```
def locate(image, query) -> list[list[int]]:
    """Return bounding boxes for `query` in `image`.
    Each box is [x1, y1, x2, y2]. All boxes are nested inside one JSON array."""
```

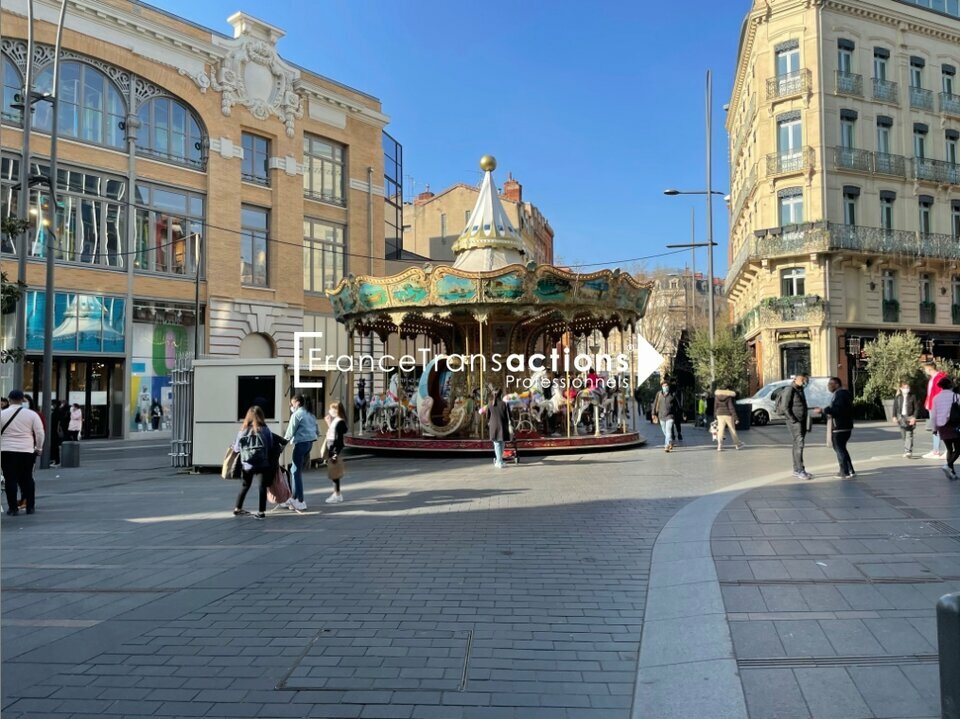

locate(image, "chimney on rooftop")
[[502, 173, 522, 203]]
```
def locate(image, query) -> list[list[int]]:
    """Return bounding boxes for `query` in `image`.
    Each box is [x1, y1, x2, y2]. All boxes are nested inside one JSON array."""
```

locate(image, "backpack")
[[775, 387, 790, 417], [238, 428, 269, 468], [949, 393, 960, 430]]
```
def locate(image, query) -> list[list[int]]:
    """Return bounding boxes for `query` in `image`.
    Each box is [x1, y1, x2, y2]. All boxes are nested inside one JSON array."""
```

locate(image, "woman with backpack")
[[323, 401, 347, 503], [233, 405, 275, 519], [932, 376, 960, 481]]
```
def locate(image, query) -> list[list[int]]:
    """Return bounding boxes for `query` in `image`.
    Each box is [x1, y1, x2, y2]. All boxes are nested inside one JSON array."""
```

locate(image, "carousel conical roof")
[[451, 155, 526, 272]]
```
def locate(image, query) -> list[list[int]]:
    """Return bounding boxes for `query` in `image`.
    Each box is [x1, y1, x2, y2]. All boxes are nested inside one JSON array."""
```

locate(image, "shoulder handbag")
[[1, 406, 24, 435], [327, 456, 345, 481], [267, 465, 292, 504], [221, 446, 241, 480]]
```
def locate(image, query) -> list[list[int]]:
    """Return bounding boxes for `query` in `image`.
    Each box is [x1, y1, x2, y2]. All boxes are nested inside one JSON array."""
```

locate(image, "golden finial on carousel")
[[479, 155, 497, 172]]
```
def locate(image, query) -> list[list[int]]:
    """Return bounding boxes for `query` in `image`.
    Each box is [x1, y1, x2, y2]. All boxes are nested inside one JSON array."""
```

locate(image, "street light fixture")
[[664, 69, 722, 386]]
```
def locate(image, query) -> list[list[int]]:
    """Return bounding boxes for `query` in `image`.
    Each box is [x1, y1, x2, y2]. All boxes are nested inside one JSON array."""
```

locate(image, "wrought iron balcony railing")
[[727, 222, 960, 288], [873, 77, 898, 103], [735, 296, 825, 335], [920, 302, 936, 324], [766, 147, 814, 176], [731, 168, 757, 224], [941, 92, 960, 116], [731, 95, 758, 161], [913, 157, 960, 185], [834, 147, 908, 177], [766, 69, 811, 101], [883, 299, 900, 323], [835, 71, 863, 97], [910, 86, 934, 111]]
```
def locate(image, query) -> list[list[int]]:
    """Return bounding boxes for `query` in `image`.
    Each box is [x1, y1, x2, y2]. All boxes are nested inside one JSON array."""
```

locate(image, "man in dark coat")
[[652, 380, 680, 452], [823, 377, 855, 479], [487, 389, 512, 469], [781, 373, 811, 479]]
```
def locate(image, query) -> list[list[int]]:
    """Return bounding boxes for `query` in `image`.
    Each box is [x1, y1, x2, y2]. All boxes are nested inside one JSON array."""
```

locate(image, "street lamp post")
[[663, 69, 725, 386]]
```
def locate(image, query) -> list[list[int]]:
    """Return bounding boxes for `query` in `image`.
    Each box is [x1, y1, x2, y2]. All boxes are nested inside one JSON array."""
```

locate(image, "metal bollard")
[[938, 592, 960, 718]]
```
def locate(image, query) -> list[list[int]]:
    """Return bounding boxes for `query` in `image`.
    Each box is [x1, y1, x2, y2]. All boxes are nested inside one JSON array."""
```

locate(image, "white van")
[[737, 377, 832, 425]]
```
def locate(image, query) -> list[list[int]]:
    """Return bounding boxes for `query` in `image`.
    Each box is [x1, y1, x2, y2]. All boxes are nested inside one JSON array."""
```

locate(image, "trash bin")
[[61, 441, 80, 468], [735, 403, 752, 432]]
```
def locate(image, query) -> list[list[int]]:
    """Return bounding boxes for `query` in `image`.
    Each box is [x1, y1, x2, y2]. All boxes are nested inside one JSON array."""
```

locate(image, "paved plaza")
[[1, 422, 957, 718]]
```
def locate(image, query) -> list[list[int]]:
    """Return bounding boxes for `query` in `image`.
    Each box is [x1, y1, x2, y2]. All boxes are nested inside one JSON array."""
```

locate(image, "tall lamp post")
[[663, 69, 726, 385]]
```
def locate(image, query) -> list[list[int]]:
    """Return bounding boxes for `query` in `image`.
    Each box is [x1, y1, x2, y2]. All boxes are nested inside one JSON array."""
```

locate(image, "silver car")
[[737, 377, 831, 426]]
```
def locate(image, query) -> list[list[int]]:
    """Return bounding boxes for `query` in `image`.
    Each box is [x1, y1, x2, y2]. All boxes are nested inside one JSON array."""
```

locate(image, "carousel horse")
[[574, 384, 607, 432], [416, 357, 474, 437]]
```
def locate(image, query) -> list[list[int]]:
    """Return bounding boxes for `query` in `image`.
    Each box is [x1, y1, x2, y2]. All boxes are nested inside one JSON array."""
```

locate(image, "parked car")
[[737, 377, 832, 425]]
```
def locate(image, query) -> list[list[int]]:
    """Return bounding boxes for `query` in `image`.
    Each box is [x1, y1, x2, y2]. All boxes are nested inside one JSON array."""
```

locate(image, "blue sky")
[[154, 0, 749, 274]]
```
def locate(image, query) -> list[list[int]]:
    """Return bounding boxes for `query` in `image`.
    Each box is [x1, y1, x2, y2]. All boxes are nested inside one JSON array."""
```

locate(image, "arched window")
[[2, 54, 21, 123], [136, 96, 205, 168], [33, 61, 125, 148]]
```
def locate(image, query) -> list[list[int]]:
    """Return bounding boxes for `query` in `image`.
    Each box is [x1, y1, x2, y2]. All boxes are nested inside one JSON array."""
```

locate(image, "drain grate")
[[276, 628, 474, 692], [738, 654, 938, 669]]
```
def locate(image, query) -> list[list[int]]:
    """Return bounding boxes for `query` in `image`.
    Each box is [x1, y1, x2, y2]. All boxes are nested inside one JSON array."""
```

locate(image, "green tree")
[[686, 325, 750, 395], [860, 331, 924, 403], [0, 217, 28, 364]]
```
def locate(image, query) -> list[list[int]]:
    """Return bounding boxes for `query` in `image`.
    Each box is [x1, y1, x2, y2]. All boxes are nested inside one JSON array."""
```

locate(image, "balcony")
[[727, 222, 960, 289], [941, 92, 960, 116], [912, 157, 960, 185], [920, 302, 937, 324], [835, 71, 863, 97], [873, 77, 899, 103], [883, 300, 900, 323], [732, 168, 757, 223], [731, 95, 758, 160], [766, 69, 811, 101], [910, 86, 934, 111], [834, 147, 873, 173], [875, 151, 907, 177], [766, 147, 814, 176], [762, 295, 825, 322]]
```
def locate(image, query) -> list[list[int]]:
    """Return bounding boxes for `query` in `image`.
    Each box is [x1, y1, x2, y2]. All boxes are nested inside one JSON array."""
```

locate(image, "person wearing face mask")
[[823, 377, 855, 479], [651, 380, 679, 452], [782, 373, 812, 479], [322, 401, 348, 503], [893, 380, 918, 458], [283, 395, 318, 512]]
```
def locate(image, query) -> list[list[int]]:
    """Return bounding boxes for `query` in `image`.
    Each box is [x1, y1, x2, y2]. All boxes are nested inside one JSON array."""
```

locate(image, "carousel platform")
[[345, 431, 645, 454]]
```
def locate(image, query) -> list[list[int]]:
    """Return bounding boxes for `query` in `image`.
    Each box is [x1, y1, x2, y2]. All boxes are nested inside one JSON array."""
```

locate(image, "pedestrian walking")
[[931, 376, 960, 481], [323, 401, 347, 503], [923, 361, 947, 459], [283, 395, 318, 512], [487, 388, 512, 469], [1, 390, 44, 516], [893, 381, 918, 458], [671, 383, 684, 443], [782, 373, 812, 479], [652, 380, 680, 452], [232, 405, 275, 519], [823, 377, 855, 479], [714, 388, 743, 451], [696, 393, 708, 428], [67, 403, 83, 441]]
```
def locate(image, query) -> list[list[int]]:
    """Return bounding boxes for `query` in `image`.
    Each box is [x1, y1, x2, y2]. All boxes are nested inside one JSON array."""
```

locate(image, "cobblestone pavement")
[[717, 457, 960, 719], [1, 422, 942, 718]]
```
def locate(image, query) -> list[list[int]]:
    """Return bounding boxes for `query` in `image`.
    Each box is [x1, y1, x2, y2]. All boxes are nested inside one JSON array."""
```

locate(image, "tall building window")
[[1, 156, 127, 267], [778, 188, 803, 225], [874, 49, 888, 81], [947, 131, 959, 165], [843, 186, 859, 226], [920, 273, 933, 303], [241, 133, 270, 186], [877, 117, 892, 154], [303, 134, 345, 206], [136, 97, 205, 169], [919, 196, 934, 235], [781, 267, 806, 296], [440, 212, 447, 239], [241, 205, 269, 287], [776, 44, 800, 77], [2, 54, 20, 123], [914, 127, 928, 159], [881, 192, 896, 231], [777, 115, 802, 164], [952, 200, 960, 238], [953, 274, 960, 308], [945, 64, 956, 95], [383, 130, 402, 259], [134, 183, 204, 276], [303, 218, 345, 293], [911, 57, 925, 89], [837, 42, 853, 74], [33, 61, 126, 149], [882, 269, 897, 301], [840, 112, 856, 149]]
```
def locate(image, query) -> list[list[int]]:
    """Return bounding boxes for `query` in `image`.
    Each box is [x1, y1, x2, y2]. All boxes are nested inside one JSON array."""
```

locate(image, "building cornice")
[[823, 0, 960, 44]]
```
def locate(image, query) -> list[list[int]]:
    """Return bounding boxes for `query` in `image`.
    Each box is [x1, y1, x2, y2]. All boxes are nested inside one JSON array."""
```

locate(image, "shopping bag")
[[267, 465, 292, 504], [221, 446, 241, 480]]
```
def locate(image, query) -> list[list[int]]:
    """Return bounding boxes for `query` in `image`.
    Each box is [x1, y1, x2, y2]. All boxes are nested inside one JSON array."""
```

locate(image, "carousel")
[[327, 155, 653, 452]]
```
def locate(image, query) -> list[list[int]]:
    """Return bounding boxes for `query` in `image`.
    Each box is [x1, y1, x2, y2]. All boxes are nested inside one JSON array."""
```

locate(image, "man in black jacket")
[[782, 373, 812, 479], [823, 377, 855, 479], [892, 380, 918, 458], [652, 380, 680, 452]]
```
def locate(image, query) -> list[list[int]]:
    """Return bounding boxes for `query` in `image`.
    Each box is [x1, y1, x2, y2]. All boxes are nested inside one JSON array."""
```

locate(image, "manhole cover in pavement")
[[277, 628, 473, 692]]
